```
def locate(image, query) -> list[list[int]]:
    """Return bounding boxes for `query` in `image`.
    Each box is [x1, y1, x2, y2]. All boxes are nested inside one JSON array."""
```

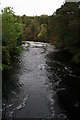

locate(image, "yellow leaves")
[[37, 32, 42, 39]]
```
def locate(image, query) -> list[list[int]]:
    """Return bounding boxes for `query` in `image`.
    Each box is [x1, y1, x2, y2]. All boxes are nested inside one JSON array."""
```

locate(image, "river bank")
[[50, 49, 80, 120]]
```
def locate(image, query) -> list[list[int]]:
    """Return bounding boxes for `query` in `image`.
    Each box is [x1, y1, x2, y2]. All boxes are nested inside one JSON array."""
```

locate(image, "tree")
[[38, 24, 47, 42], [2, 7, 23, 70]]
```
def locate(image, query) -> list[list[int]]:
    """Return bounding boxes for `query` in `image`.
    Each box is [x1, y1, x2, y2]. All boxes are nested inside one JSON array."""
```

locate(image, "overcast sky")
[[0, 0, 66, 16]]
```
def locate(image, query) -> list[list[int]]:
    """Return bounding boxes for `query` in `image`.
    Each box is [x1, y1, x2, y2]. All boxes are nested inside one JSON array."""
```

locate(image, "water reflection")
[[46, 50, 80, 120]]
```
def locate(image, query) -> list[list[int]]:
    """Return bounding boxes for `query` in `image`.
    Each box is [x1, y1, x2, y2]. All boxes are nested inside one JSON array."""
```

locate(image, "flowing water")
[[3, 41, 80, 119]]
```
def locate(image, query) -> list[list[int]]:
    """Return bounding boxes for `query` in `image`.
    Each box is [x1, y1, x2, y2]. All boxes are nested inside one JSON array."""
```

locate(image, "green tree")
[[49, 2, 80, 63], [2, 7, 23, 70]]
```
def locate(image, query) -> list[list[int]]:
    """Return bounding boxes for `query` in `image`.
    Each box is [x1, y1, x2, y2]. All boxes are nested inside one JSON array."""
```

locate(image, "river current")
[[3, 41, 76, 119]]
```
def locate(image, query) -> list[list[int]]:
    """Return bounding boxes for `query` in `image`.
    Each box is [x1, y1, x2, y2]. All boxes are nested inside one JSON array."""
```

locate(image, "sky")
[[0, 0, 66, 16]]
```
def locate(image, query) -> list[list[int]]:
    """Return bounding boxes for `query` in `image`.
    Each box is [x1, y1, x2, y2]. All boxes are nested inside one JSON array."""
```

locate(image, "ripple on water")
[[3, 42, 70, 119], [3, 94, 29, 119]]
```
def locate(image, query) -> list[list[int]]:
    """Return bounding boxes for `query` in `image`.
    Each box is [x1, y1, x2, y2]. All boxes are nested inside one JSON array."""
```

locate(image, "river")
[[2, 41, 80, 120]]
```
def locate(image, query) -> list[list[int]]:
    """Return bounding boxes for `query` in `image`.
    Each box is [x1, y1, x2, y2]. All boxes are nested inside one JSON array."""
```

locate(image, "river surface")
[[3, 41, 75, 119]]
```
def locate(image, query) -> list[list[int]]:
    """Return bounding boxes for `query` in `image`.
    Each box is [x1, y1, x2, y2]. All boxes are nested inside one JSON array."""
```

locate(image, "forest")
[[2, 2, 80, 69]]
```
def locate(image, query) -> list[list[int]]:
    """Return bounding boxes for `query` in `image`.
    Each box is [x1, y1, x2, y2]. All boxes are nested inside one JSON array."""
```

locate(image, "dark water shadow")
[[45, 50, 80, 120]]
